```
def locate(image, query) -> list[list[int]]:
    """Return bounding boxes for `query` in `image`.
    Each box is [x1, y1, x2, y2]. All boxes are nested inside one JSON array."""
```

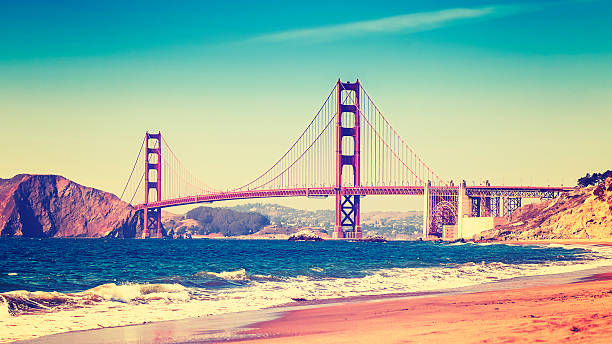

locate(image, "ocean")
[[1, 239, 611, 342]]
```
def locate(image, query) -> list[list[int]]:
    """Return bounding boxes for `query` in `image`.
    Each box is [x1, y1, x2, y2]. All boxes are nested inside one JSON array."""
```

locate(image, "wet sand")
[[231, 272, 612, 344]]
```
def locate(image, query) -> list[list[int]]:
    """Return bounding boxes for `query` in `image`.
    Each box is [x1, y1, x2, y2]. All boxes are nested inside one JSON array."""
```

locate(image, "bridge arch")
[[430, 200, 457, 237]]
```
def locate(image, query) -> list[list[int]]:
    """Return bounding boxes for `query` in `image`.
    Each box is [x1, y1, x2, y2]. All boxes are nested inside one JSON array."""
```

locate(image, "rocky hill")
[[480, 177, 612, 240], [0, 174, 138, 238]]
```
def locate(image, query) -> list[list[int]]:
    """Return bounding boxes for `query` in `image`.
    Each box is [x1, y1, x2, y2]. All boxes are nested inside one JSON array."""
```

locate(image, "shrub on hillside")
[[577, 170, 612, 187]]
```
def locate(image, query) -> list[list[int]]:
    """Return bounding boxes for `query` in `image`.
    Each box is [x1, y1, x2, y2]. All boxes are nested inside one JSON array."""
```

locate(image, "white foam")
[[0, 296, 11, 322], [84, 283, 191, 303]]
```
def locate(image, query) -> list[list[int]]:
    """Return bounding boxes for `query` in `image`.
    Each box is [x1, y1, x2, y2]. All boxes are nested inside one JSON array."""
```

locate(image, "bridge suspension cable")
[[231, 82, 341, 191], [121, 137, 160, 205], [229, 81, 446, 192], [160, 135, 221, 199], [357, 85, 446, 186], [119, 136, 145, 201], [120, 136, 148, 205], [120, 134, 222, 206], [123, 80, 447, 208]]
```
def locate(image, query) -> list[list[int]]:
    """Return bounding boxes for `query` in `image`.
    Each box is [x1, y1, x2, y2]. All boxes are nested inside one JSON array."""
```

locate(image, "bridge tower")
[[143, 131, 162, 239], [333, 80, 362, 239]]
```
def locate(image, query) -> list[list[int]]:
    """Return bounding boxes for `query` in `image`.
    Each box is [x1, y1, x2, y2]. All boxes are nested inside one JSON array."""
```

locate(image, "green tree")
[[577, 170, 612, 187]]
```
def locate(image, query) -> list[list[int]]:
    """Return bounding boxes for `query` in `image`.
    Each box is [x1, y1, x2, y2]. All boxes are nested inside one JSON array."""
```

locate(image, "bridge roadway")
[[133, 185, 573, 210]]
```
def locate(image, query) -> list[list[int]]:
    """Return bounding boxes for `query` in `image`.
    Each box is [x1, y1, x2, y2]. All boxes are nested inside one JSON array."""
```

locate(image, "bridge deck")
[[133, 185, 573, 210]]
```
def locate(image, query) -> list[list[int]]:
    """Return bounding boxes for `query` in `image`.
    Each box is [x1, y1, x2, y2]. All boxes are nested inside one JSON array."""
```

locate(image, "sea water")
[[1, 238, 611, 342]]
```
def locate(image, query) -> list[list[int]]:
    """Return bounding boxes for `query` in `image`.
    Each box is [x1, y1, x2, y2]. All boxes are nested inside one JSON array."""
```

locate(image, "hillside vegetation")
[[163, 206, 270, 237]]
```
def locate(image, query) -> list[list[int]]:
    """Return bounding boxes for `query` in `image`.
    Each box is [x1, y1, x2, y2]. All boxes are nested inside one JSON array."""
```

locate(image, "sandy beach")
[[231, 272, 612, 344]]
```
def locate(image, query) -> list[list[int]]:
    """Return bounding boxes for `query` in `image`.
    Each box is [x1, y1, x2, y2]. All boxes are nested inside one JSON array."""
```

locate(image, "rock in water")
[[348, 235, 387, 242], [359, 235, 387, 242], [288, 230, 324, 241], [0, 174, 138, 238]]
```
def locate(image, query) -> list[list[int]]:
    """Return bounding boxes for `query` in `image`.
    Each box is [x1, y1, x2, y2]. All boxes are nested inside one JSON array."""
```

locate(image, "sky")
[[1, 0, 610, 212]]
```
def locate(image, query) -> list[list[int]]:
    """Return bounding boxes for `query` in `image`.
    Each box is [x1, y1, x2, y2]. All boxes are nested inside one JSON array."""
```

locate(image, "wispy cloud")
[[250, 5, 526, 42]]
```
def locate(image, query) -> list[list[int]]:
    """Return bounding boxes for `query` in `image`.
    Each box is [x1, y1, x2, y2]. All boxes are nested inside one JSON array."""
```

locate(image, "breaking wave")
[[0, 283, 192, 317], [86, 283, 191, 303], [193, 268, 281, 282]]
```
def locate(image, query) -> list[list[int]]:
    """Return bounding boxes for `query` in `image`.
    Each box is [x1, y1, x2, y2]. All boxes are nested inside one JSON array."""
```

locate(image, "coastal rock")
[[480, 176, 612, 240], [288, 230, 324, 241], [350, 235, 388, 242], [0, 174, 138, 238]]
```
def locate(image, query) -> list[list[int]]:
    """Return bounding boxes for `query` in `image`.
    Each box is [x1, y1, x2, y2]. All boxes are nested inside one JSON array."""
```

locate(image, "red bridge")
[[121, 80, 572, 239]]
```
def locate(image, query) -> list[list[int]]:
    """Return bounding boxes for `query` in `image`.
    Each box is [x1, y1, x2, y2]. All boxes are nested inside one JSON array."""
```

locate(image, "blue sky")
[[1, 0, 610, 211]]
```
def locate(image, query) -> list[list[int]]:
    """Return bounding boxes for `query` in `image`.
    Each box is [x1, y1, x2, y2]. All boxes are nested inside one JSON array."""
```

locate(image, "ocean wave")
[[447, 241, 469, 246], [0, 290, 78, 316], [193, 268, 281, 282], [194, 268, 249, 281], [85, 283, 191, 303], [0, 282, 193, 318]]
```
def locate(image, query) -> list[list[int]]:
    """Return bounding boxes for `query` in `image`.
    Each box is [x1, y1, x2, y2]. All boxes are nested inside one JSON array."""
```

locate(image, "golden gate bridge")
[[120, 80, 571, 239]]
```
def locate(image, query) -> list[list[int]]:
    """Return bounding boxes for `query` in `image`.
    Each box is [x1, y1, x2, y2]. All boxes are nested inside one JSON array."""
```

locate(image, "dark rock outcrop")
[[288, 230, 324, 241], [0, 174, 138, 238], [350, 235, 387, 242]]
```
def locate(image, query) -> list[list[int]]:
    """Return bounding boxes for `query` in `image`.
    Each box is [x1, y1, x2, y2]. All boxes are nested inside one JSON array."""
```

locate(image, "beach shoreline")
[[19, 264, 612, 344], [8, 241, 612, 344], [229, 269, 612, 343], [19, 266, 612, 344]]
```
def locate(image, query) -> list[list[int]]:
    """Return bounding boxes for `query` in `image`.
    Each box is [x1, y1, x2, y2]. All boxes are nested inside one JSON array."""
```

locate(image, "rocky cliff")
[[480, 177, 612, 240], [0, 174, 138, 238]]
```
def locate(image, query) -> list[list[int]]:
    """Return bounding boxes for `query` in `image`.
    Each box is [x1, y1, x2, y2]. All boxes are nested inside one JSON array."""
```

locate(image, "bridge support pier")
[[456, 182, 528, 239], [456, 180, 470, 238], [422, 182, 431, 239], [334, 195, 361, 239], [143, 207, 162, 239], [507, 197, 522, 217]]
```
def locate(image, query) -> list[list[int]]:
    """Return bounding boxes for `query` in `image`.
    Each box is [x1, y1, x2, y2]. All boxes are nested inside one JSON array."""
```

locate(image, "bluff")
[[480, 176, 612, 240], [0, 174, 138, 238]]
